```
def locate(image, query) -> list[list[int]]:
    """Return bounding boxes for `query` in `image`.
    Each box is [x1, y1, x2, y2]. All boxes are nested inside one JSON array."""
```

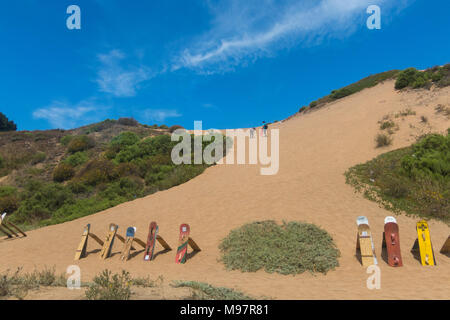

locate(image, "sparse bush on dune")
[[0, 267, 68, 299], [375, 133, 393, 148], [172, 281, 254, 300], [85, 270, 131, 300], [219, 221, 340, 275]]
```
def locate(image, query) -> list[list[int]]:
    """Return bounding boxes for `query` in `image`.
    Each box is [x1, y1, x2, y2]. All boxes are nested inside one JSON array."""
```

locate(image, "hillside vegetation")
[[346, 129, 450, 224], [299, 64, 450, 114], [0, 118, 226, 228]]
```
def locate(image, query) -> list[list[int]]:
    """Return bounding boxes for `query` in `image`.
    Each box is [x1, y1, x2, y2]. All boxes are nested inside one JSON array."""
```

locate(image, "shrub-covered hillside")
[[0, 118, 226, 228], [346, 129, 450, 224], [298, 64, 450, 114]]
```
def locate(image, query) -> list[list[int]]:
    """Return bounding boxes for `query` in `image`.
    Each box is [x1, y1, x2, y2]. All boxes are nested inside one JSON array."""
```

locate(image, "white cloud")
[[141, 109, 182, 122], [173, 0, 404, 73], [33, 100, 108, 129], [96, 49, 151, 97]]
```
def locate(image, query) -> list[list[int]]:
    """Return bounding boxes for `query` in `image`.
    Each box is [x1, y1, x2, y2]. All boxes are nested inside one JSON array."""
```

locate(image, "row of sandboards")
[[356, 216, 450, 267], [0, 213, 27, 239], [75, 222, 201, 264]]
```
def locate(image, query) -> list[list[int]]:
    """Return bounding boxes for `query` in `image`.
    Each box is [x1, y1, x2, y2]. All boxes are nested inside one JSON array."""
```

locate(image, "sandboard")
[[100, 223, 118, 260], [74, 224, 90, 260], [412, 220, 436, 266], [120, 227, 136, 261], [356, 216, 377, 266], [383, 216, 403, 267], [144, 222, 158, 261], [175, 224, 190, 264]]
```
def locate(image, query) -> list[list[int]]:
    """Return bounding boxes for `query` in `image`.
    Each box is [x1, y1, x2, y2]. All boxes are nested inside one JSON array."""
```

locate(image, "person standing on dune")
[[250, 127, 256, 138], [263, 122, 268, 137]]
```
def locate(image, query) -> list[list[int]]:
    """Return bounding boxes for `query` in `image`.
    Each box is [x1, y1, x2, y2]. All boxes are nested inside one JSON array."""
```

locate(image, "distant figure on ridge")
[[250, 127, 256, 138], [263, 122, 268, 137]]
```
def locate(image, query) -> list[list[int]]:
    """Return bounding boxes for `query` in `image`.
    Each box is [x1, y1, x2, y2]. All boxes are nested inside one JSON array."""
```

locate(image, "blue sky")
[[1, 0, 449, 131]]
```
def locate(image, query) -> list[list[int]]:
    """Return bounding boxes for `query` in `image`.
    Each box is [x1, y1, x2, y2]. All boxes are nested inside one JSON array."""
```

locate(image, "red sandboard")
[[384, 217, 403, 267], [175, 224, 190, 264], [144, 222, 158, 261]]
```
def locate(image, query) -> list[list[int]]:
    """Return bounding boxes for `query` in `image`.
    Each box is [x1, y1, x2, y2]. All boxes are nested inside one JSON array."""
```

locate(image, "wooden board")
[[120, 227, 135, 261], [188, 237, 201, 252], [100, 223, 118, 260], [157, 235, 172, 250], [0, 226, 13, 238], [356, 216, 377, 266], [144, 222, 158, 261], [383, 217, 402, 267], [74, 224, 90, 261], [175, 224, 190, 264], [5, 221, 27, 237], [440, 236, 450, 255], [89, 233, 104, 246], [415, 220, 435, 266]]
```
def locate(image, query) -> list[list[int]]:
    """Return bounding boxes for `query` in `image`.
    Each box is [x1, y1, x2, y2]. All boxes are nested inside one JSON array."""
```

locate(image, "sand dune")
[[1, 80, 449, 299]]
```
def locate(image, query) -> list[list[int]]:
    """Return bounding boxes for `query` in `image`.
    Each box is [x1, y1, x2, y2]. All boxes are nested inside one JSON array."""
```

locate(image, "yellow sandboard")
[[415, 220, 436, 266]]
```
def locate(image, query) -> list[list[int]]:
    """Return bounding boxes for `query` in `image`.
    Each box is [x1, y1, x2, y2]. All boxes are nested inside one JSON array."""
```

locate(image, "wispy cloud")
[[96, 49, 151, 97], [141, 109, 182, 123], [33, 99, 108, 129], [173, 0, 403, 73]]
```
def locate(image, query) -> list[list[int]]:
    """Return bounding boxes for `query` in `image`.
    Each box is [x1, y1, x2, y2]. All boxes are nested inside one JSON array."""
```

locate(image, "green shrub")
[[30, 152, 46, 165], [0, 194, 19, 214], [0, 112, 17, 132], [67, 135, 95, 153], [159, 124, 168, 129], [219, 221, 340, 275], [380, 120, 396, 130], [172, 281, 253, 300], [345, 130, 450, 223], [375, 133, 392, 148], [77, 159, 115, 186], [53, 163, 75, 182], [60, 135, 73, 146], [395, 68, 421, 89], [85, 270, 131, 300], [118, 117, 139, 126], [63, 152, 88, 167]]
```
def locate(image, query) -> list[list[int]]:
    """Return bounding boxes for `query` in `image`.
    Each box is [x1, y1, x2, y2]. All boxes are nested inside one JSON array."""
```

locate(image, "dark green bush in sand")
[[219, 221, 340, 275]]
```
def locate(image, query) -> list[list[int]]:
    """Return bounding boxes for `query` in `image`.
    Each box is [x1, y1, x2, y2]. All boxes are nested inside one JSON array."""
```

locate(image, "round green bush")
[[67, 135, 94, 153], [53, 163, 75, 182], [219, 221, 340, 275]]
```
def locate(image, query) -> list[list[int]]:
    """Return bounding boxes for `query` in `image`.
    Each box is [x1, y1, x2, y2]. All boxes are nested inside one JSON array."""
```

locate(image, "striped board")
[[175, 224, 190, 264], [144, 222, 158, 261]]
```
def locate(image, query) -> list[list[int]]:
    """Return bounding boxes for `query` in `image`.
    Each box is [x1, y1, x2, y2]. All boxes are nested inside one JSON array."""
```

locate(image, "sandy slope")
[[1, 80, 449, 299]]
